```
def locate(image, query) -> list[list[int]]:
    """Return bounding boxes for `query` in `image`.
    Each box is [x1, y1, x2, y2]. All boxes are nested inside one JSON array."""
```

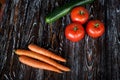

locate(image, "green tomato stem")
[[73, 26, 78, 31], [79, 11, 84, 15], [95, 23, 99, 28]]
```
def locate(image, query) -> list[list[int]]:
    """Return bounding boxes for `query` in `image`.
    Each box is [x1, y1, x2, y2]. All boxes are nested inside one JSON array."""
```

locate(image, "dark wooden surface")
[[0, 0, 120, 80]]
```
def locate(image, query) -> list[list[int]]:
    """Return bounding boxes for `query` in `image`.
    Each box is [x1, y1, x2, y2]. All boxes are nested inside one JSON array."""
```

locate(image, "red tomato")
[[86, 20, 105, 38], [70, 6, 89, 24], [65, 22, 85, 42]]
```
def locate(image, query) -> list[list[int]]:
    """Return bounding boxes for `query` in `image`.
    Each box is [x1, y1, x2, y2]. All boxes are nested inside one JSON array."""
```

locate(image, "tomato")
[[65, 22, 85, 42], [70, 6, 89, 24], [86, 20, 105, 38]]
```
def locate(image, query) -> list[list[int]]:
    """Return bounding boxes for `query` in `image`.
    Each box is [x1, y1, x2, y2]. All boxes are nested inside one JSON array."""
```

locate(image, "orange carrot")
[[15, 49, 70, 72], [19, 56, 62, 73], [28, 44, 66, 62]]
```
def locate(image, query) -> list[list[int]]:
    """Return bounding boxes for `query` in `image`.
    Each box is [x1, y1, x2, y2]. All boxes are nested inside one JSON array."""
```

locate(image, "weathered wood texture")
[[0, 0, 120, 80]]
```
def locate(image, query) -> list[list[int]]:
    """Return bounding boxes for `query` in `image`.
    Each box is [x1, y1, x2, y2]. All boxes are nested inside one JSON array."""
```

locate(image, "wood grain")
[[0, 0, 120, 80]]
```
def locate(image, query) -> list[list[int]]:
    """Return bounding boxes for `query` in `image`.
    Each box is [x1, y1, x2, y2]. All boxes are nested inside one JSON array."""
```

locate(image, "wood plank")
[[0, 0, 119, 80]]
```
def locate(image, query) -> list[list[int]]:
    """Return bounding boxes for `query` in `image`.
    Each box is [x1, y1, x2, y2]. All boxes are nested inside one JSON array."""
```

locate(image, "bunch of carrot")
[[15, 44, 70, 73]]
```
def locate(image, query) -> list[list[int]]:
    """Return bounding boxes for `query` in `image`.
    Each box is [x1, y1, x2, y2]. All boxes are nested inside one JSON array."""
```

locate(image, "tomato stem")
[[95, 23, 99, 28], [79, 11, 84, 15], [73, 26, 78, 31]]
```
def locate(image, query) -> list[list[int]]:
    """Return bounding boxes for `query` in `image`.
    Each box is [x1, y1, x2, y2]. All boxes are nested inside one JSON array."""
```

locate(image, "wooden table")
[[0, 0, 120, 80]]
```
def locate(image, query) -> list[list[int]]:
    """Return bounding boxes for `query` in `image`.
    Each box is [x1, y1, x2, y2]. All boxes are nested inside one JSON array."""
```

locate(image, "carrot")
[[19, 56, 62, 73], [28, 44, 66, 62], [15, 49, 70, 72]]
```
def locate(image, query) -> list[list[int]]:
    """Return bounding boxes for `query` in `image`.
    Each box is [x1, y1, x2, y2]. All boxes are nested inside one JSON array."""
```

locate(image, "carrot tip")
[[63, 59, 67, 62], [57, 71, 63, 73], [57, 70, 63, 73], [67, 68, 71, 71]]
